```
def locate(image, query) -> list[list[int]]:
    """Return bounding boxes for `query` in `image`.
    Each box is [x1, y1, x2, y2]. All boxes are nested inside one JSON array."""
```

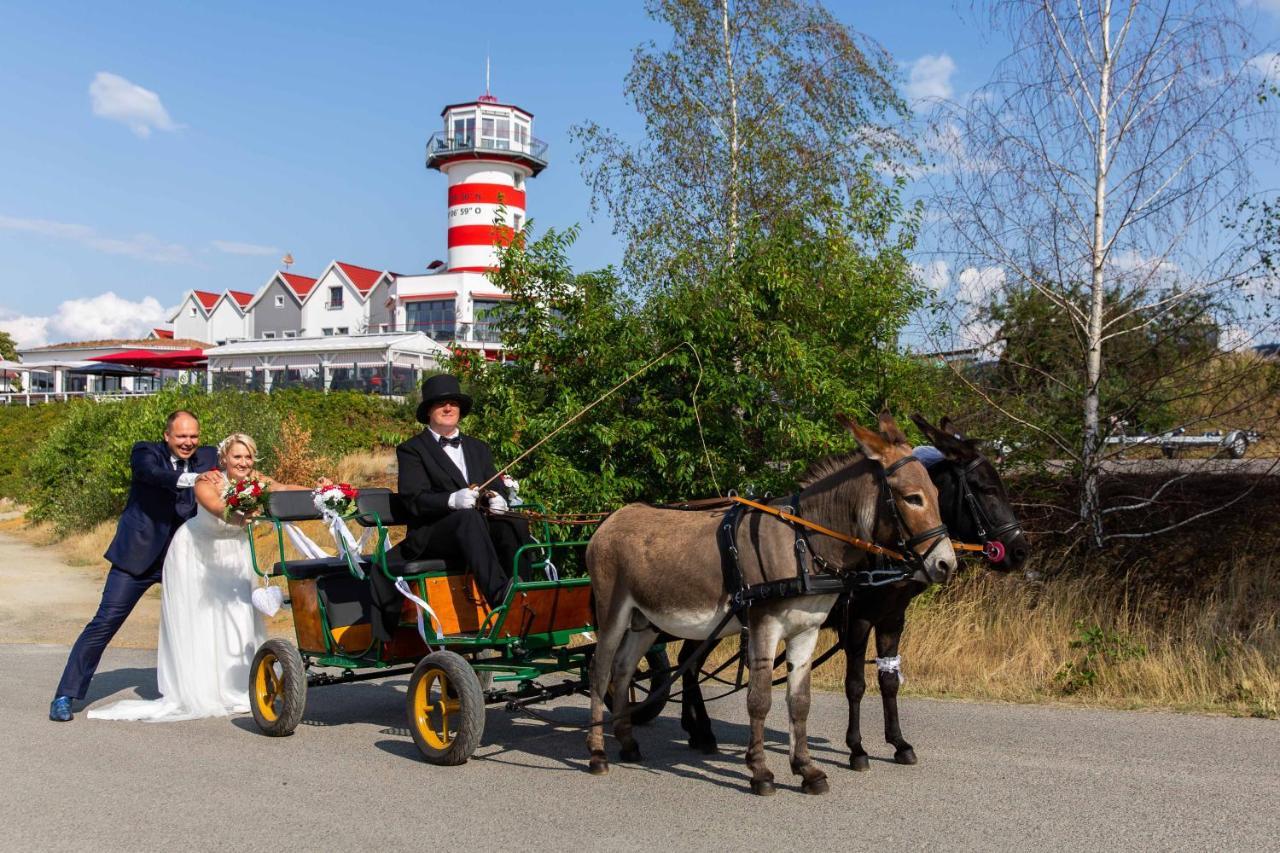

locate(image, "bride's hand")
[[197, 470, 222, 486]]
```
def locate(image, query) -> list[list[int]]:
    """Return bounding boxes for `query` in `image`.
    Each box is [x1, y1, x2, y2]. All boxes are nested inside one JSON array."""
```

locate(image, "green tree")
[[0, 330, 17, 362], [572, 0, 915, 291]]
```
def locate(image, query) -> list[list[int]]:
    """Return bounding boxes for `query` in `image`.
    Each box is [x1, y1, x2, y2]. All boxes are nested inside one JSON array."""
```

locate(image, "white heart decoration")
[[251, 585, 284, 617]]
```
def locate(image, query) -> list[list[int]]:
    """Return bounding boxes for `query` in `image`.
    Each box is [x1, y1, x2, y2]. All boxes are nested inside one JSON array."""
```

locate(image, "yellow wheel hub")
[[254, 653, 281, 722], [412, 667, 461, 750]]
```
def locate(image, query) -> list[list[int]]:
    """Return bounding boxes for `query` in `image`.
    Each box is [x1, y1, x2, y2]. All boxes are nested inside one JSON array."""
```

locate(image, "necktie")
[[439, 435, 462, 448]]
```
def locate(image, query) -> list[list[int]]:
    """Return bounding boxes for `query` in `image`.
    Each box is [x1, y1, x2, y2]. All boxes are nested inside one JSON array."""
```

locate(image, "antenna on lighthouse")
[[485, 51, 491, 97]]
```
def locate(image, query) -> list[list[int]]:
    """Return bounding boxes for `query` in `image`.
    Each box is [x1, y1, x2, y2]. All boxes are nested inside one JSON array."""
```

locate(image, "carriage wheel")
[[250, 639, 306, 736], [607, 648, 672, 726], [407, 650, 485, 765]]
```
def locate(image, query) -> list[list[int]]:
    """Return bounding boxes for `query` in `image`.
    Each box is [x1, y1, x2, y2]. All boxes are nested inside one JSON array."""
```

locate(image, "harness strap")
[[728, 495, 907, 561]]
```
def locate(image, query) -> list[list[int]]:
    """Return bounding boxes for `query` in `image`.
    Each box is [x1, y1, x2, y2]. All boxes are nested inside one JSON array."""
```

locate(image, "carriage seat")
[[265, 488, 462, 580]]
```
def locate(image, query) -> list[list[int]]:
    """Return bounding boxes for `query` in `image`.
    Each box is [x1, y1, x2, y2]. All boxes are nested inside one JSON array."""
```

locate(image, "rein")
[[727, 495, 908, 562]]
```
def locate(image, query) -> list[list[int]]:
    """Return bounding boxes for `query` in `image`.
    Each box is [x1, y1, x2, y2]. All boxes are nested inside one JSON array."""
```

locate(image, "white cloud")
[[0, 293, 170, 349], [89, 72, 180, 138], [1246, 51, 1280, 82], [0, 214, 192, 263], [956, 265, 1006, 305], [913, 259, 951, 292], [211, 240, 281, 257], [1240, 1, 1280, 17], [906, 53, 956, 102]]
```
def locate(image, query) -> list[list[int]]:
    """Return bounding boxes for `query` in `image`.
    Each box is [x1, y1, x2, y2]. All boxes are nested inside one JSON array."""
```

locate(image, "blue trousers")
[[55, 559, 164, 700]]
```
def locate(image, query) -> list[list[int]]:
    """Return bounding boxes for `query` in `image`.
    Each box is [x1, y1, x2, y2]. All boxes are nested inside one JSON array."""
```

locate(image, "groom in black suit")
[[49, 410, 218, 721], [370, 374, 527, 641]]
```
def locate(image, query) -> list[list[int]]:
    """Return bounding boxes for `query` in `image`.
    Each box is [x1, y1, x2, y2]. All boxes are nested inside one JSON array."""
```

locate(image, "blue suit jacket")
[[103, 441, 219, 576]]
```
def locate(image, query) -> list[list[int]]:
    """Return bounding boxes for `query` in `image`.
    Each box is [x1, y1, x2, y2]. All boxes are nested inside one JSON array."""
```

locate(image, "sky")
[[1, 1, 1277, 348]]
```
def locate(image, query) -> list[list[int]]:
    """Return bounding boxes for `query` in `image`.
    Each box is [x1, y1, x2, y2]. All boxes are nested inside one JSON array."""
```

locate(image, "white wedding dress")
[[89, 478, 265, 722]]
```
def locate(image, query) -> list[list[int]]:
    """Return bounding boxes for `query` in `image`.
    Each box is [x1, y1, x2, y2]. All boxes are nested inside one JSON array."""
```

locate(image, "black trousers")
[[56, 558, 165, 700], [370, 509, 531, 642]]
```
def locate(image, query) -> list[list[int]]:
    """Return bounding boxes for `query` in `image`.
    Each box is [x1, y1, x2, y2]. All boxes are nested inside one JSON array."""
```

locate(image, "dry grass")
[[332, 449, 397, 489]]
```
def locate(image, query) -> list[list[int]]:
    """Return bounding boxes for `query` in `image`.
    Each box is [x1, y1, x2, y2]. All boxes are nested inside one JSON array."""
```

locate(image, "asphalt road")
[[3, 644, 1277, 852]]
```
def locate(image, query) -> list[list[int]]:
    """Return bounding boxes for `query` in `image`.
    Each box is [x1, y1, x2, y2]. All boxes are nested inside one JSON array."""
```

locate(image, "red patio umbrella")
[[89, 349, 207, 370]]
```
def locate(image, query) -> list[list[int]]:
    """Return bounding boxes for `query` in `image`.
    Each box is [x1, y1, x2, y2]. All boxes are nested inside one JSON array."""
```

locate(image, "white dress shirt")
[[427, 428, 468, 482], [170, 454, 199, 488]]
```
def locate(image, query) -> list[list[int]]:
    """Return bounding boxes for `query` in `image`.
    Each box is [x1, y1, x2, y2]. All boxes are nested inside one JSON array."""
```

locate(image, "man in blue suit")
[[49, 410, 218, 721]]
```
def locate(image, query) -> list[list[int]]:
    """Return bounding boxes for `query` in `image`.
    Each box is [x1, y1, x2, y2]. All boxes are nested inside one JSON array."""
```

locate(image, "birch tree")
[[928, 1, 1277, 546]]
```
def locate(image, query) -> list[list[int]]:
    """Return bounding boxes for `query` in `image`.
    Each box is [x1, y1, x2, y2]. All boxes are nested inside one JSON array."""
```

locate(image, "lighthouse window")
[[452, 115, 475, 147], [514, 121, 529, 151], [481, 114, 511, 150], [406, 299, 456, 341], [473, 299, 507, 344]]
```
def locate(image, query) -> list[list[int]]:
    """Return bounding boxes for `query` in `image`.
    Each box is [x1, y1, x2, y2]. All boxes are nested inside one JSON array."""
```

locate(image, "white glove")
[[488, 493, 509, 513], [448, 487, 479, 510]]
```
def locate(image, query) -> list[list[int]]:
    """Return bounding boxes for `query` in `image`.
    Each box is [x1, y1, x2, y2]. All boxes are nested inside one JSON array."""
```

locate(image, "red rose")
[[228, 496, 240, 507]]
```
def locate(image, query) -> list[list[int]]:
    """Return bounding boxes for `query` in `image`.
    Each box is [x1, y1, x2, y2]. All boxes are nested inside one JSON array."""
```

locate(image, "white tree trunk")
[[720, 0, 741, 257]]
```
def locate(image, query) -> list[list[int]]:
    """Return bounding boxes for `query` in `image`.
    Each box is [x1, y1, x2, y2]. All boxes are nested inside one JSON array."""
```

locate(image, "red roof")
[[152, 328, 174, 339], [280, 272, 317, 300], [335, 262, 384, 296], [227, 290, 254, 308], [193, 290, 220, 311]]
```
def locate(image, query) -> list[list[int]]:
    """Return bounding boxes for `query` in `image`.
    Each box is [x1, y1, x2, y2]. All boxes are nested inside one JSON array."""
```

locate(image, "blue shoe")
[[49, 696, 73, 722]]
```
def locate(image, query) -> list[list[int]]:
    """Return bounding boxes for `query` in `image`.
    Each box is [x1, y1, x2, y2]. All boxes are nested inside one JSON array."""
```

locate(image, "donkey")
[[677, 413, 1030, 770], [584, 413, 955, 795]]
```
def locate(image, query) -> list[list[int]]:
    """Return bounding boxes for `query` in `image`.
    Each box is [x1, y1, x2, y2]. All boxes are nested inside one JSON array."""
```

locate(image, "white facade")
[[443, 160, 528, 272], [170, 290, 220, 342], [203, 332, 446, 394], [206, 292, 253, 344]]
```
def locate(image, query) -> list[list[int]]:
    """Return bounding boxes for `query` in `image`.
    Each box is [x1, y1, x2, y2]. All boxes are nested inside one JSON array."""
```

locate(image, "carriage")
[[245, 488, 669, 765]]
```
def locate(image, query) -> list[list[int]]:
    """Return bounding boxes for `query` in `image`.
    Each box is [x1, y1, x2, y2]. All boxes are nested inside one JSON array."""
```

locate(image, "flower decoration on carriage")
[[312, 482, 360, 518], [222, 475, 271, 522]]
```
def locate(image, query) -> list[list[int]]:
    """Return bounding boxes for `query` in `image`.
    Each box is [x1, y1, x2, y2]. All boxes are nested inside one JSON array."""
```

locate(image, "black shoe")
[[49, 696, 73, 722], [488, 578, 515, 608]]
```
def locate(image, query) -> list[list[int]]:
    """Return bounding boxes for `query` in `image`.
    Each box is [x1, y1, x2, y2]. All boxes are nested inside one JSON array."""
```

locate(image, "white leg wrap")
[[875, 655, 904, 685]]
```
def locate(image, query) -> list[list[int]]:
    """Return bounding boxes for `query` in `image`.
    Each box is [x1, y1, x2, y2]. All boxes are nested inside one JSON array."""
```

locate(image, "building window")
[[263, 331, 276, 339], [322, 328, 333, 336], [473, 298, 507, 344], [189, 306, 197, 317], [452, 113, 475, 147], [275, 295, 284, 307], [513, 212, 523, 231], [481, 111, 510, 150], [513, 171, 525, 190], [336, 327, 349, 335], [327, 286, 343, 309], [283, 330, 297, 338], [379, 323, 390, 333], [405, 299, 456, 341], [514, 120, 530, 152]]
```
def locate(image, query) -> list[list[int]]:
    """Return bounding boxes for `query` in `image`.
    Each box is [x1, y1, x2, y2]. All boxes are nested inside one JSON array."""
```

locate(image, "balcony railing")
[[425, 132, 549, 170]]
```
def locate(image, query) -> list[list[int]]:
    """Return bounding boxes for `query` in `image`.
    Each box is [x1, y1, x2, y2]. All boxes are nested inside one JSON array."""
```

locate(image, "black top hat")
[[416, 374, 474, 424]]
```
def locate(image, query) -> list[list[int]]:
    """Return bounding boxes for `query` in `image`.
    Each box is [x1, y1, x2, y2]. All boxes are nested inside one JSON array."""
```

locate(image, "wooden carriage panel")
[[330, 624, 373, 655], [414, 575, 491, 636], [286, 578, 327, 653], [496, 585, 594, 638]]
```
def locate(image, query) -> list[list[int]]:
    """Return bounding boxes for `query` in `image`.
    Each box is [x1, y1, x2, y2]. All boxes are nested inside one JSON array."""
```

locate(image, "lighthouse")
[[426, 93, 548, 272], [389, 90, 548, 359]]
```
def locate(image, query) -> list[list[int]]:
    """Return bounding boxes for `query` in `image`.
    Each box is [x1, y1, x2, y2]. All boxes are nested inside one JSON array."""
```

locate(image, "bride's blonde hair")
[[217, 433, 257, 466]]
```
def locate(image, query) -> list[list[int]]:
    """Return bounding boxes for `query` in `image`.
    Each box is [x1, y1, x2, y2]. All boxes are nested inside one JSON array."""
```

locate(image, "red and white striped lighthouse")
[[426, 93, 548, 273]]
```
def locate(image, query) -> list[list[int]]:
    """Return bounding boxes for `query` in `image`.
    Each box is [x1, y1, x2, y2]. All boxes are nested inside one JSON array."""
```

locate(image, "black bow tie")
[[438, 435, 461, 448]]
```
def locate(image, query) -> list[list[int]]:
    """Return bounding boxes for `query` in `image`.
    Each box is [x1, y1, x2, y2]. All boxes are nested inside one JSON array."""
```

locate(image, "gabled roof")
[[193, 290, 220, 311], [334, 262, 385, 297], [227, 290, 254, 308], [280, 272, 317, 300], [151, 328, 174, 339]]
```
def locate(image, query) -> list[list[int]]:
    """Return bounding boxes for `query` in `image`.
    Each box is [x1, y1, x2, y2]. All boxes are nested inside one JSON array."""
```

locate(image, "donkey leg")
[[744, 617, 782, 796], [610, 626, 660, 763], [587, 602, 633, 775], [842, 613, 875, 771], [876, 611, 916, 765], [679, 638, 720, 754], [784, 626, 829, 795]]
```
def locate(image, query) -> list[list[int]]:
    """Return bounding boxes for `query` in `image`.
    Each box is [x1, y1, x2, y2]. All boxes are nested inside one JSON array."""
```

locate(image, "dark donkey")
[[585, 413, 956, 795], [678, 414, 1030, 769]]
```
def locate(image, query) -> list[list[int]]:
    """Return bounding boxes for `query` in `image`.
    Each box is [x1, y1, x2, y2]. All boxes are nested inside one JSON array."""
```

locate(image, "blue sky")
[[0, 1, 1275, 347]]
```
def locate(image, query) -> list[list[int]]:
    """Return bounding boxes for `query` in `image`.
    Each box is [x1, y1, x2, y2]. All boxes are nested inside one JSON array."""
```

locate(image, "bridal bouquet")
[[313, 482, 359, 518], [223, 475, 271, 521]]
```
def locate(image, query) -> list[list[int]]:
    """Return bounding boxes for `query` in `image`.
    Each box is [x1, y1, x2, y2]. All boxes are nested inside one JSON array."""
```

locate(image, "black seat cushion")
[[275, 553, 455, 581], [315, 572, 372, 629]]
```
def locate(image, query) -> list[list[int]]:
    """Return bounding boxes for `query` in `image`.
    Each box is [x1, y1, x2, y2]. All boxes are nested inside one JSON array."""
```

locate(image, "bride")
[[90, 433, 309, 722]]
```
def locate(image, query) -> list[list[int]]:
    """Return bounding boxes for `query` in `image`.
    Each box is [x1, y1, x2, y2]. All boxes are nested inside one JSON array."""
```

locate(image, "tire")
[[250, 639, 306, 736], [1229, 435, 1249, 459], [406, 650, 485, 765], [607, 647, 672, 726]]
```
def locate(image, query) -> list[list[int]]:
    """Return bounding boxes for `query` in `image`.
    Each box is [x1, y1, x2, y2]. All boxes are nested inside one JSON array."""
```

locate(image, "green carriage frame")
[[244, 488, 668, 764]]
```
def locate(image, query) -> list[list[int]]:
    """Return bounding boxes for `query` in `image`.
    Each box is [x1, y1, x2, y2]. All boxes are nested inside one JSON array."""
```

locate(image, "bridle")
[[951, 456, 1023, 564], [875, 454, 951, 577]]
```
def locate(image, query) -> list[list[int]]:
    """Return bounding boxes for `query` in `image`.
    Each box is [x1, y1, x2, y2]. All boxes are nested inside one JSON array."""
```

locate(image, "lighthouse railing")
[[425, 132, 548, 164]]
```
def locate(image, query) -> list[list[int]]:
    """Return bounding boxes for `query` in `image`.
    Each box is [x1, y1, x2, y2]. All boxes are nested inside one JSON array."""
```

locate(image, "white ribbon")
[[542, 558, 559, 582], [394, 576, 445, 643], [282, 519, 370, 578], [876, 655, 905, 685]]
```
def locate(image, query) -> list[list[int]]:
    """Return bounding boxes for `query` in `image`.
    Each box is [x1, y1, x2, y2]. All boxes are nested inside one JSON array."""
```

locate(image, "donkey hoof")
[[802, 775, 830, 795], [750, 779, 777, 797], [620, 746, 643, 763], [894, 748, 918, 766], [850, 753, 871, 772], [588, 752, 610, 775]]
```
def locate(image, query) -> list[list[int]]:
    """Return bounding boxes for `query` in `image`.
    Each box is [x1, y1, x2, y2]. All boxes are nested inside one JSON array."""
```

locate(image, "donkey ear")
[[939, 416, 966, 440], [877, 409, 909, 445], [841, 416, 891, 463], [913, 413, 969, 460]]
